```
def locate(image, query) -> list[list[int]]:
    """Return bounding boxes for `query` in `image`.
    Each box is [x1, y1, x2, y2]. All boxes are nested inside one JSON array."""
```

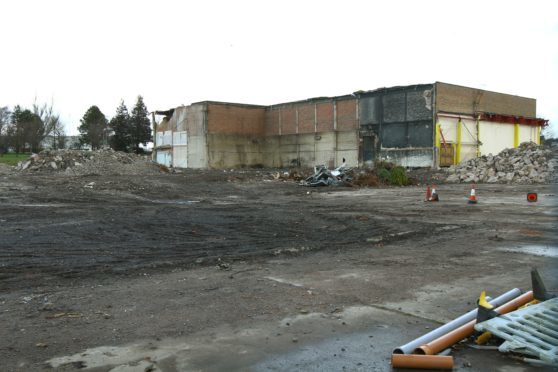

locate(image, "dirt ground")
[[0, 163, 557, 371]]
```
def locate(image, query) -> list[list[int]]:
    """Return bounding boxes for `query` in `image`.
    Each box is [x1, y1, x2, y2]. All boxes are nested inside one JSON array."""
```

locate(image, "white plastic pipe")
[[393, 288, 522, 354]]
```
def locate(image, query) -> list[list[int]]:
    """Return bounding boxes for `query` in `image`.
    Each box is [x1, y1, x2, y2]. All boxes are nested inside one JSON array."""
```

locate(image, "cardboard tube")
[[391, 354, 453, 369], [415, 291, 534, 355]]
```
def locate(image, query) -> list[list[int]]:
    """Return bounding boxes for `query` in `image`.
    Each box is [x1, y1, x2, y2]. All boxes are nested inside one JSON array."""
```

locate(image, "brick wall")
[[264, 98, 358, 136], [281, 107, 297, 135], [207, 103, 266, 136], [316, 102, 334, 132], [436, 82, 536, 117], [297, 103, 315, 134], [336, 99, 358, 131], [265, 109, 279, 136]]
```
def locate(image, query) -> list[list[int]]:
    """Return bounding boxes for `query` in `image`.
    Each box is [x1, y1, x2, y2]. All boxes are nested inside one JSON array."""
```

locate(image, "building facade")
[[153, 82, 547, 169]]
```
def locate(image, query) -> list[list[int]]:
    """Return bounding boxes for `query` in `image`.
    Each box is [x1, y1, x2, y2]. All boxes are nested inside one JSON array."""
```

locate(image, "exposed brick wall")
[[336, 99, 358, 131], [263, 98, 358, 136], [264, 110, 279, 136], [281, 107, 297, 135], [316, 102, 334, 132], [207, 103, 265, 136], [436, 82, 536, 117], [297, 103, 315, 134]]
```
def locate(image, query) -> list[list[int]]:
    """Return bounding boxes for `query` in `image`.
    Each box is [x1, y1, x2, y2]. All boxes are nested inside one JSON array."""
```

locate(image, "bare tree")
[[52, 119, 66, 149], [32, 99, 61, 149]]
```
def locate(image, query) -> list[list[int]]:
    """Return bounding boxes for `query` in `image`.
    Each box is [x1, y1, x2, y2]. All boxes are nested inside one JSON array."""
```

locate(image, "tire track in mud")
[[0, 194, 451, 289], [1, 174, 476, 290]]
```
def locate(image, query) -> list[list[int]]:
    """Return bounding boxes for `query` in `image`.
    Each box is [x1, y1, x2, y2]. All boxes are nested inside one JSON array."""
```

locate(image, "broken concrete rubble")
[[445, 142, 555, 184], [15, 149, 162, 176]]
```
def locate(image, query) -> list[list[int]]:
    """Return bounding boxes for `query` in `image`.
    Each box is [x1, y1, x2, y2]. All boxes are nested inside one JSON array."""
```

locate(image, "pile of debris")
[[446, 142, 555, 184], [301, 164, 353, 187], [16, 149, 162, 176]]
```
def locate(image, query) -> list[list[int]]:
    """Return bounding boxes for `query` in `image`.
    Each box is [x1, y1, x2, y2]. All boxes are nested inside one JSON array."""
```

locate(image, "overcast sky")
[[1, 0, 557, 137]]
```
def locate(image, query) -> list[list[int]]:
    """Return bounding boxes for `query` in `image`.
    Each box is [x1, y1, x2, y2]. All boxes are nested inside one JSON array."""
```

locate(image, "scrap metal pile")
[[301, 164, 353, 187], [391, 269, 557, 369]]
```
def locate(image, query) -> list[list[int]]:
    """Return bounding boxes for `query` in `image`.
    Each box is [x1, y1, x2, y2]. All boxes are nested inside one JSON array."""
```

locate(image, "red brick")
[[207, 104, 265, 135], [264, 109, 279, 136], [280, 107, 297, 135], [337, 99, 357, 131], [297, 103, 315, 134], [316, 102, 334, 132]]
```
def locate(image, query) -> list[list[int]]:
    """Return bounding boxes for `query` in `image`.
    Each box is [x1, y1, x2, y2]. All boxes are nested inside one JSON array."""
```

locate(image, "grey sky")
[[1, 0, 557, 136]]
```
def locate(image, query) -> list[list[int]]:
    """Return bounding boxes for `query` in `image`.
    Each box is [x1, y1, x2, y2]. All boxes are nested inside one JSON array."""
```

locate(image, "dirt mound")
[[16, 149, 163, 176], [445, 142, 555, 184]]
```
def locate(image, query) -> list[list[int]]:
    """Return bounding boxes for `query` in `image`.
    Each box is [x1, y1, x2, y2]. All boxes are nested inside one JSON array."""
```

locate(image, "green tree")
[[109, 100, 131, 151], [4, 101, 62, 153], [129, 96, 152, 153], [0, 106, 10, 154], [78, 106, 108, 150], [11, 105, 42, 153]]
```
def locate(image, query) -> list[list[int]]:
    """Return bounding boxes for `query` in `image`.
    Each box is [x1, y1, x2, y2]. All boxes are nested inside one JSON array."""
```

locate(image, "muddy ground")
[[0, 164, 557, 371]]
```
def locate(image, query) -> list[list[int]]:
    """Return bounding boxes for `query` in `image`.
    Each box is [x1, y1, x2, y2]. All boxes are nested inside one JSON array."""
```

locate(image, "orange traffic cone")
[[425, 185, 432, 202], [468, 184, 478, 204], [430, 185, 439, 202]]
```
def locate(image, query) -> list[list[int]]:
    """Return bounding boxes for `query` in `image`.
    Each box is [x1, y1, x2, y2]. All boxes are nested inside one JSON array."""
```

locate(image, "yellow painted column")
[[456, 119, 462, 164], [514, 123, 519, 147], [536, 126, 541, 144], [435, 122, 441, 166], [435, 123, 441, 148], [452, 143, 457, 165]]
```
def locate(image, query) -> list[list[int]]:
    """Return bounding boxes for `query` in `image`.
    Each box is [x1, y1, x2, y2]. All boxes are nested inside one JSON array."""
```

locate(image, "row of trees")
[[78, 96, 151, 153], [0, 101, 64, 153], [0, 96, 152, 154]]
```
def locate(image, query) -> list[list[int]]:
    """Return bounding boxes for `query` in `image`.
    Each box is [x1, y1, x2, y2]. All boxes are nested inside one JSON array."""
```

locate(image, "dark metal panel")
[[406, 90, 432, 121], [408, 121, 433, 147], [358, 84, 434, 151], [362, 136, 376, 162], [381, 123, 407, 148], [359, 96, 381, 125], [382, 92, 406, 123]]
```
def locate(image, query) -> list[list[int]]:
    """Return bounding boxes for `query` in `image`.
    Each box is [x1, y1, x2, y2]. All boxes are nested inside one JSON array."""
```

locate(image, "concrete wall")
[[184, 104, 208, 169], [263, 98, 359, 168], [436, 82, 536, 117], [438, 115, 540, 165], [377, 148, 433, 167], [207, 134, 264, 168], [154, 104, 209, 169]]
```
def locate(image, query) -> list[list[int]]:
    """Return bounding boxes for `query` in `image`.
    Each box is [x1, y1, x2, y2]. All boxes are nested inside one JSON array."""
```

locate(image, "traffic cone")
[[468, 184, 478, 204], [424, 185, 432, 202], [430, 185, 439, 202]]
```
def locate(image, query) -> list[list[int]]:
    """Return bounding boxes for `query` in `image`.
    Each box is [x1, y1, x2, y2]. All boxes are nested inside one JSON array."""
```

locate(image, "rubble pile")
[[16, 149, 162, 176], [446, 142, 555, 184]]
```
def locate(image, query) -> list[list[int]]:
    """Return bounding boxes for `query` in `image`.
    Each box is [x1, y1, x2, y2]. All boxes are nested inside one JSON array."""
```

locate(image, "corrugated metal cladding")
[[358, 84, 434, 153]]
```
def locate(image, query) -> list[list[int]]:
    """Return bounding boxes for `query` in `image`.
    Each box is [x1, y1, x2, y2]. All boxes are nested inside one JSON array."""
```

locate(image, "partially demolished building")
[[153, 82, 547, 169]]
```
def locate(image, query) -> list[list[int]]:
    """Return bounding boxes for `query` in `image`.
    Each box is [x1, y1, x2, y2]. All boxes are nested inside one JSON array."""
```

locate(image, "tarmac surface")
[[0, 166, 557, 371]]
